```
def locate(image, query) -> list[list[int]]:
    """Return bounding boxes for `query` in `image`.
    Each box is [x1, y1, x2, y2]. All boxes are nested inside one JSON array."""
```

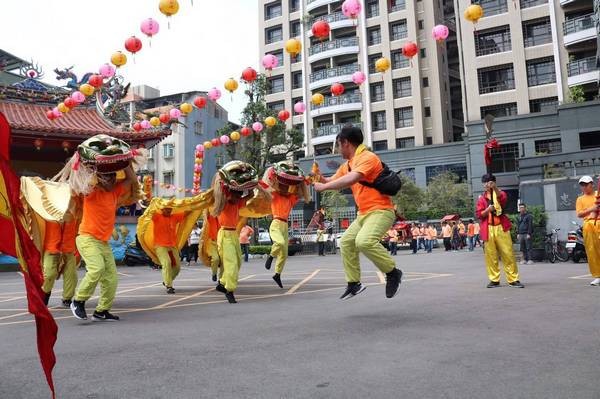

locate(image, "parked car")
[[258, 228, 271, 245]]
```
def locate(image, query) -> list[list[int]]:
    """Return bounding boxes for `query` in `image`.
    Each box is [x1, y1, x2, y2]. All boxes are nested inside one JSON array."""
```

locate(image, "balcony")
[[310, 92, 362, 117], [389, 0, 406, 13], [567, 57, 600, 86], [563, 14, 597, 46], [312, 122, 362, 139], [308, 12, 355, 36], [309, 64, 359, 90], [306, 0, 335, 12], [308, 37, 360, 63]]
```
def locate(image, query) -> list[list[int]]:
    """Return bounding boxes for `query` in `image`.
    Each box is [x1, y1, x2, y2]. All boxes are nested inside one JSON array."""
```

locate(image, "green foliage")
[[508, 205, 547, 248], [566, 85, 585, 104], [423, 172, 473, 219], [222, 74, 304, 178], [249, 245, 272, 255], [392, 175, 424, 220], [320, 190, 349, 219]]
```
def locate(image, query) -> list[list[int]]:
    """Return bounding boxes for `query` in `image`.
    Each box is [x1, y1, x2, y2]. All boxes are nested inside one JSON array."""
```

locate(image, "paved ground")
[[0, 248, 598, 399]]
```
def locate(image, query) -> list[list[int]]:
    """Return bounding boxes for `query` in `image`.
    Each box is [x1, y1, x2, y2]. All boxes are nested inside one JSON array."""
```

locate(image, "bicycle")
[[544, 228, 569, 263]]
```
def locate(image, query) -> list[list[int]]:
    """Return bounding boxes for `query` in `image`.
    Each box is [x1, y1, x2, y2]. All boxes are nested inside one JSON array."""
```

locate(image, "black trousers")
[[443, 238, 451, 251], [318, 242, 325, 256], [188, 244, 199, 262]]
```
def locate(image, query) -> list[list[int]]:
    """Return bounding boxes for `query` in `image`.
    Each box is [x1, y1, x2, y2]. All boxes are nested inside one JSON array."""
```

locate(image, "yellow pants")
[[75, 234, 118, 312], [340, 209, 396, 282], [218, 229, 242, 292], [484, 225, 519, 283], [583, 220, 600, 278], [42, 252, 78, 300], [156, 246, 181, 287], [269, 219, 288, 274], [207, 239, 221, 277]]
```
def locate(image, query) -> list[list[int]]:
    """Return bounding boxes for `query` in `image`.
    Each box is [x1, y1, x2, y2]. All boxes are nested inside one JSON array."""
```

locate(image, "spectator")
[[411, 223, 419, 254], [427, 224, 437, 253], [474, 221, 481, 247], [442, 221, 452, 251], [458, 219, 467, 249], [239, 224, 254, 263], [316, 224, 326, 256], [467, 219, 475, 252], [418, 224, 427, 250], [517, 204, 534, 265], [187, 223, 201, 265], [451, 221, 461, 252], [387, 227, 398, 256]]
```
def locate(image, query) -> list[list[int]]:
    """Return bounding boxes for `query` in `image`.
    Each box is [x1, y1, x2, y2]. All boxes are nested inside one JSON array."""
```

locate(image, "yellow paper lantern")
[[111, 51, 127, 68], [375, 57, 391, 73], [180, 102, 193, 114], [195, 158, 202, 164], [464, 4, 484, 23], [159, 0, 179, 17], [57, 102, 70, 113], [203, 140, 213, 149], [264, 116, 277, 127], [230, 131, 241, 142], [150, 117, 161, 127], [224, 78, 239, 93], [311, 93, 325, 106], [285, 38, 302, 57], [79, 83, 95, 96]]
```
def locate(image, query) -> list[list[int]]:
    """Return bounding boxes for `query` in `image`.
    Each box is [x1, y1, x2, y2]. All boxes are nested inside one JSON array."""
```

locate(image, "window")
[[530, 97, 558, 113], [268, 50, 284, 67], [368, 53, 382, 73], [424, 107, 431, 117], [520, 0, 547, 9], [395, 107, 413, 128], [370, 82, 385, 102], [478, 64, 515, 94], [163, 143, 174, 159], [290, 20, 301, 37], [420, 48, 426, 58], [522, 18, 552, 47], [292, 71, 303, 89], [372, 111, 386, 131], [267, 100, 284, 111], [535, 138, 562, 154], [289, 0, 299, 12], [426, 163, 467, 184], [194, 121, 203, 135], [393, 77, 411, 98], [391, 49, 410, 69], [396, 137, 415, 149], [148, 147, 154, 159], [526, 57, 556, 87], [473, 0, 508, 17], [267, 76, 284, 94], [265, 26, 283, 44], [422, 77, 429, 87], [480, 103, 517, 119], [390, 20, 408, 41], [400, 168, 416, 182], [475, 25, 511, 56], [314, 143, 334, 156], [418, 20, 424, 30], [579, 132, 600, 150], [366, 0, 379, 17], [265, 2, 282, 19], [426, 137, 433, 145], [389, 0, 406, 12], [163, 171, 174, 186], [373, 140, 388, 152], [490, 143, 519, 173], [367, 27, 381, 45]]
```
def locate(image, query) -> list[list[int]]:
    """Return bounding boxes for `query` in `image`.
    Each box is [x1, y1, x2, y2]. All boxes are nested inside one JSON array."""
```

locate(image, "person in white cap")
[[575, 175, 600, 286]]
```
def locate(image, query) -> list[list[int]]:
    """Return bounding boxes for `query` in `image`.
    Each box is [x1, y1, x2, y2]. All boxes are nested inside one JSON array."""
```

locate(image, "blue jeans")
[[468, 236, 474, 251], [426, 239, 432, 253], [241, 243, 249, 262]]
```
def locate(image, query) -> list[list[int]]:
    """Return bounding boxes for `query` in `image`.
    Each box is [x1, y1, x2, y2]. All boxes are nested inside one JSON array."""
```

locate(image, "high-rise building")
[[259, 0, 465, 158]]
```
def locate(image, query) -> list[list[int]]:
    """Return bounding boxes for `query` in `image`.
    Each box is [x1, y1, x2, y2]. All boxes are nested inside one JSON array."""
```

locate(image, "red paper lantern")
[[193, 96, 207, 109], [88, 74, 104, 88], [277, 109, 290, 122], [241, 67, 258, 83], [240, 126, 252, 136], [159, 113, 170, 124], [124, 36, 143, 54], [402, 42, 418, 58], [330, 83, 345, 96], [61, 141, 71, 152], [211, 138, 220, 147], [46, 110, 56, 120], [312, 21, 330, 39], [133, 122, 142, 132], [64, 97, 77, 109], [33, 138, 44, 150]]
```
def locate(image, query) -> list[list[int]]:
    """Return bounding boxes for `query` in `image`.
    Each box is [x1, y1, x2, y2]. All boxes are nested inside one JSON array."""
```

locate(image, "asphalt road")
[[0, 248, 598, 399]]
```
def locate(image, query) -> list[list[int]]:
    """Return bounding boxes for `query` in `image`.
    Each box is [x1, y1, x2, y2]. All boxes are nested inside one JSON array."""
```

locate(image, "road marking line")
[[568, 274, 592, 280], [286, 269, 320, 294], [117, 272, 133, 277]]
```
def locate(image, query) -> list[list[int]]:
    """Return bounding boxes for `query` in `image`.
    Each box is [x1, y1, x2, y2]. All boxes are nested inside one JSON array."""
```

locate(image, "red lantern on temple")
[[64, 97, 77, 109], [312, 20, 330, 40], [241, 67, 258, 83], [402, 42, 418, 59], [61, 141, 71, 152], [277, 109, 290, 122], [211, 138, 220, 147], [159, 113, 170, 124], [124, 36, 143, 55], [193, 96, 207, 109], [88, 74, 104, 88], [133, 122, 142, 132], [33, 138, 44, 150], [330, 83, 345, 96], [46, 110, 56, 120], [240, 126, 252, 136]]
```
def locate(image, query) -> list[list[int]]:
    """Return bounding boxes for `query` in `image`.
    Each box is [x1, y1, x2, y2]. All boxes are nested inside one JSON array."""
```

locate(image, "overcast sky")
[[0, 0, 259, 123]]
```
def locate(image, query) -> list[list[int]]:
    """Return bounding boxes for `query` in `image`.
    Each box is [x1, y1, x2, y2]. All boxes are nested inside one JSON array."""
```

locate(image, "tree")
[[219, 74, 304, 178], [320, 190, 349, 219], [566, 85, 585, 104], [424, 172, 473, 219], [392, 176, 424, 220]]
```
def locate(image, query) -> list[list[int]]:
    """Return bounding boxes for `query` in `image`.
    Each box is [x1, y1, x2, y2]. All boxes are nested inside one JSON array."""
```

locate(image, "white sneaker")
[[526, 260, 534, 265], [590, 278, 600, 286], [519, 260, 525, 265]]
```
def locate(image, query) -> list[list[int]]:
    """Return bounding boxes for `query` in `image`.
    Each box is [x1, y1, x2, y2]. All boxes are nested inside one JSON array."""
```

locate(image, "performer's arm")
[[314, 172, 362, 192]]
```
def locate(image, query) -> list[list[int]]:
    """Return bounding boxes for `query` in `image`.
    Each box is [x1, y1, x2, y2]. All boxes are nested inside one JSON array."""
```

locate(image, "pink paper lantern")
[[252, 122, 263, 132], [140, 120, 151, 129], [141, 18, 160, 38], [294, 101, 306, 114], [341, 0, 362, 19], [432, 25, 449, 42], [196, 164, 203, 172], [195, 144, 204, 152], [220, 135, 230, 144], [70, 91, 86, 104], [262, 54, 279, 70], [352, 71, 366, 85], [99, 63, 116, 78], [154, 181, 160, 185], [51, 107, 62, 118], [208, 87, 221, 101], [169, 108, 182, 119]]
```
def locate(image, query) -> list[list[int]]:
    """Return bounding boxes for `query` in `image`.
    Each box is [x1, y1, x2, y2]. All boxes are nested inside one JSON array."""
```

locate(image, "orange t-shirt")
[[442, 225, 452, 238], [271, 192, 298, 220], [218, 200, 244, 229], [44, 220, 78, 253], [206, 214, 220, 240], [152, 212, 184, 247], [576, 193, 598, 221], [79, 183, 125, 242], [428, 227, 437, 240], [467, 223, 475, 237], [239, 225, 254, 244], [331, 146, 394, 215], [473, 223, 480, 235]]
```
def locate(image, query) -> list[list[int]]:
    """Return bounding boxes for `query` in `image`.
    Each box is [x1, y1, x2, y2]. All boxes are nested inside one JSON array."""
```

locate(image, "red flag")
[[0, 157, 57, 398]]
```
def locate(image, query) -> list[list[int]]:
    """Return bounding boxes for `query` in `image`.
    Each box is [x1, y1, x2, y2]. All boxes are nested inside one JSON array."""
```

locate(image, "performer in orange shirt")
[[262, 161, 310, 288], [152, 207, 185, 294]]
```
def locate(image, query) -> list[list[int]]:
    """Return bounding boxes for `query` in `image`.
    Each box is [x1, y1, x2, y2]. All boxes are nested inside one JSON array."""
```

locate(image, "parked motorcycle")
[[123, 240, 157, 268], [566, 221, 586, 263]]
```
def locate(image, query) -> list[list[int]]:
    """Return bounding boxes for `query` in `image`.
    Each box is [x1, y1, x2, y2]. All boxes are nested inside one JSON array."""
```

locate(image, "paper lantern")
[[71, 91, 86, 103], [285, 38, 302, 57], [46, 110, 56, 120], [264, 116, 277, 127], [224, 78, 239, 93], [311, 93, 325, 106], [133, 122, 142, 132], [352, 71, 366, 85], [51, 107, 62, 118], [432, 25, 449, 42], [330, 83, 345, 96], [140, 18, 160, 41], [194, 164, 202, 173], [375, 57, 391, 73], [111, 51, 127, 68], [99, 63, 116, 78], [159, 113, 170, 124], [159, 0, 179, 17], [278, 109, 290, 122], [61, 141, 71, 152], [63, 97, 77, 109], [125, 36, 143, 56], [341, 0, 362, 19], [211, 138, 220, 147], [150, 117, 161, 127], [208, 87, 221, 101], [230, 131, 241, 142], [194, 96, 207, 108], [169, 108, 182, 119], [294, 101, 306, 114], [140, 120, 151, 129], [311, 20, 330, 40], [33, 138, 44, 151], [402, 42, 418, 59], [180, 102, 193, 114], [241, 67, 258, 83], [241, 126, 252, 136], [464, 4, 484, 24], [195, 144, 204, 152], [220, 135, 230, 144], [57, 102, 70, 113], [252, 122, 263, 132], [262, 54, 279, 71], [88, 74, 104, 88], [203, 140, 213, 149], [79, 83, 95, 96]]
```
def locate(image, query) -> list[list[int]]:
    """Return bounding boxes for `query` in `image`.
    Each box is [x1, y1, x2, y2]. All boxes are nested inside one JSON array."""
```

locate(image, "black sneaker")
[[486, 281, 500, 288], [225, 291, 237, 304], [273, 273, 283, 288], [265, 256, 274, 270], [43, 292, 51, 306], [509, 281, 525, 288], [385, 268, 402, 298], [340, 282, 366, 300], [166, 287, 175, 294], [62, 299, 72, 308], [215, 283, 227, 294], [212, 274, 217, 282], [92, 310, 120, 322], [70, 300, 87, 320]]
